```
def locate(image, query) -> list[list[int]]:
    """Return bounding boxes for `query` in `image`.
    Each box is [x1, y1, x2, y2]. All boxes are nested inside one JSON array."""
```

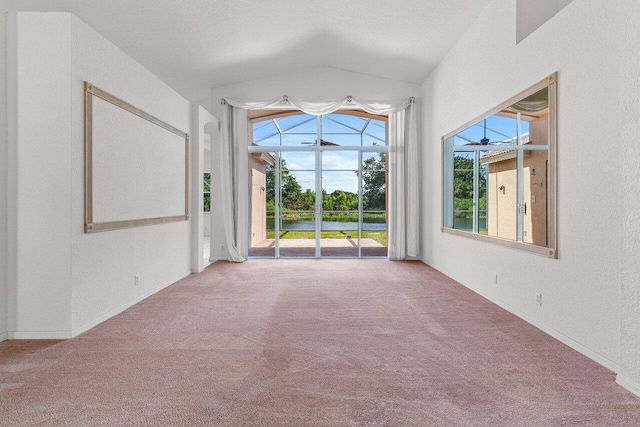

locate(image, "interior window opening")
[[442, 74, 557, 258]]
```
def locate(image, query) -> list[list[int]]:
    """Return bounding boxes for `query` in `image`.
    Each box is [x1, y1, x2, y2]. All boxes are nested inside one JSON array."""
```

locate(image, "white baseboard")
[[422, 261, 620, 374], [494, 297, 619, 373], [8, 331, 72, 340], [617, 374, 640, 398], [71, 269, 192, 338], [0, 332, 8, 342]]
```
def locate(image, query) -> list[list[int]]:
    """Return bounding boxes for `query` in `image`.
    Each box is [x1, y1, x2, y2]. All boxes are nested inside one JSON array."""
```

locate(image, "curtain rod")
[[221, 95, 416, 105]]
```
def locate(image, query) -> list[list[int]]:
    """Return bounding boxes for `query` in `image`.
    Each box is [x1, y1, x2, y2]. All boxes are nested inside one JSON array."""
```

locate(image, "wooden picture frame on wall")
[[84, 82, 189, 233]]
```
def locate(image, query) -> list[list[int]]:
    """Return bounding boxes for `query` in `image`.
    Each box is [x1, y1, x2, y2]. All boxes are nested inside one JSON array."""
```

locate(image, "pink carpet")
[[1, 260, 639, 426]]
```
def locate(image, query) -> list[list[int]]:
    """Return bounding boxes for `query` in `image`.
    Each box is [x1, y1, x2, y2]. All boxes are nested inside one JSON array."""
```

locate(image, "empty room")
[[1, 0, 640, 425]]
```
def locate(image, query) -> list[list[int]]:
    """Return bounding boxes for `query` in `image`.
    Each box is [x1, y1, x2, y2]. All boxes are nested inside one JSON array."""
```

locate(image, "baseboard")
[[71, 269, 192, 338], [422, 261, 620, 374], [8, 331, 72, 340], [617, 374, 640, 398], [0, 332, 8, 342], [492, 297, 620, 373]]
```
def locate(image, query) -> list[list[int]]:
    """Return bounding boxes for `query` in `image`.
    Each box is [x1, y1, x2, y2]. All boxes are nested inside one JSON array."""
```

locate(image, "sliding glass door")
[[248, 112, 388, 258]]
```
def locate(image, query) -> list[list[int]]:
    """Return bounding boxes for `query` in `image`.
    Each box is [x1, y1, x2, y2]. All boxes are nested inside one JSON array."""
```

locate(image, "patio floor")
[[249, 238, 387, 257]]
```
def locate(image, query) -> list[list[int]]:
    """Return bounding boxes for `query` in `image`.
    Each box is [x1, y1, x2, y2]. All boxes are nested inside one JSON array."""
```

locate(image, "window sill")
[[441, 227, 557, 258]]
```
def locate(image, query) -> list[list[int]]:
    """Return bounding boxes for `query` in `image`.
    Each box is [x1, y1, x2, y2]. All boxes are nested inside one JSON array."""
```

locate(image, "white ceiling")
[[4, 0, 492, 101]]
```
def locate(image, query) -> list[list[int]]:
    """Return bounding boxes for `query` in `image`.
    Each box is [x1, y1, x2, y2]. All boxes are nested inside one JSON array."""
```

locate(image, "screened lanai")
[[248, 111, 389, 258]]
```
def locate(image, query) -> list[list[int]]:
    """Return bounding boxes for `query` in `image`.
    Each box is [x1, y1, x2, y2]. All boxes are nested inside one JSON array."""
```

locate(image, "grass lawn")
[[266, 230, 387, 246]]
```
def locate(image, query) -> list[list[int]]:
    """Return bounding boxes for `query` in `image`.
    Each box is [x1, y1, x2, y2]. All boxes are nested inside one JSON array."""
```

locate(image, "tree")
[[300, 189, 316, 211], [264, 154, 388, 214], [203, 173, 211, 212], [453, 155, 487, 213], [324, 190, 358, 211], [362, 153, 386, 210], [265, 158, 301, 209]]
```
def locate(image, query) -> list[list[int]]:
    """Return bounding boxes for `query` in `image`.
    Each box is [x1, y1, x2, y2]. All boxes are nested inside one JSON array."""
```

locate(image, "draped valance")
[[221, 95, 415, 116]]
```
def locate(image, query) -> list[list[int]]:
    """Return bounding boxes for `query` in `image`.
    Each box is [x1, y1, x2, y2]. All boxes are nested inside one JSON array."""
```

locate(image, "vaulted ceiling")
[[4, 0, 492, 101]]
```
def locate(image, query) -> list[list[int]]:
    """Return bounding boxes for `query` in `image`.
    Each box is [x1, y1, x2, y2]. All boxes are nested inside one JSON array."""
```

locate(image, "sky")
[[453, 114, 530, 146], [253, 113, 386, 194]]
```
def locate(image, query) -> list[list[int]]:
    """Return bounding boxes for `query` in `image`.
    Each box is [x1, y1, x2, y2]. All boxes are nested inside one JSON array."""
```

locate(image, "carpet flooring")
[[1, 260, 639, 426]]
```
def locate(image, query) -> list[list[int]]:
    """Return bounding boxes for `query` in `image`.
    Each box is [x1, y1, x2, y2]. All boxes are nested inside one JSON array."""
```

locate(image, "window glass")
[[203, 172, 211, 213], [442, 78, 555, 256]]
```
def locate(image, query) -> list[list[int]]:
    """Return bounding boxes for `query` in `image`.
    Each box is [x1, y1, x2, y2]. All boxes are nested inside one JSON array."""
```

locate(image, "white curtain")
[[388, 104, 419, 259], [219, 95, 419, 261], [219, 102, 249, 262]]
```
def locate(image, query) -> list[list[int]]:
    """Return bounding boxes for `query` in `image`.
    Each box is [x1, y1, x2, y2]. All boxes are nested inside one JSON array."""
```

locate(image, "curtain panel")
[[218, 95, 419, 261]]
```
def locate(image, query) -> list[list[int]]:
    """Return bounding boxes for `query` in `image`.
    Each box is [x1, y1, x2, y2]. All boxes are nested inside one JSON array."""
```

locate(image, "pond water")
[[267, 219, 386, 231]]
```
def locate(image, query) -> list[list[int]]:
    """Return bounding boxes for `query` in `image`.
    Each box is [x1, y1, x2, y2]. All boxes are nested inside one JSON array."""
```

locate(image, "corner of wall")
[[203, 117, 226, 262], [191, 104, 205, 273], [616, 375, 640, 399], [0, 8, 7, 342], [619, 0, 640, 397], [5, 10, 17, 339], [8, 12, 73, 337]]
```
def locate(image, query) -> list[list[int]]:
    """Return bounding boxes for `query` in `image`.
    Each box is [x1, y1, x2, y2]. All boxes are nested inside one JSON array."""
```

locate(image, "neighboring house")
[[481, 112, 549, 246], [250, 152, 275, 246]]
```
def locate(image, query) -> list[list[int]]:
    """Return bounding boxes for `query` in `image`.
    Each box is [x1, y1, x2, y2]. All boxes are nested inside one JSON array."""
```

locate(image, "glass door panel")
[[320, 151, 359, 257], [361, 152, 388, 257], [249, 151, 277, 257], [278, 152, 316, 257], [362, 119, 386, 146]]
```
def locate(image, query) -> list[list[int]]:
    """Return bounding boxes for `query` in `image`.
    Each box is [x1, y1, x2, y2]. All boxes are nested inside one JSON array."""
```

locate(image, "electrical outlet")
[[221, 245, 224, 251], [535, 293, 542, 307], [134, 275, 139, 286]]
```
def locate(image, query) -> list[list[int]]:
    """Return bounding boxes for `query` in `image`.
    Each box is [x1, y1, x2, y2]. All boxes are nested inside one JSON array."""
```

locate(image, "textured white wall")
[[516, 0, 574, 43], [203, 213, 211, 237], [619, 0, 640, 397], [193, 105, 217, 270], [205, 122, 224, 259], [0, 11, 8, 341], [6, 12, 194, 337], [69, 15, 193, 334], [8, 13, 73, 338], [421, 0, 624, 372]]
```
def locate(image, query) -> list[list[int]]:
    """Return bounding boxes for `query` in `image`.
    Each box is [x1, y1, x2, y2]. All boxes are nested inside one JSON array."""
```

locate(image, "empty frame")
[[84, 82, 189, 233]]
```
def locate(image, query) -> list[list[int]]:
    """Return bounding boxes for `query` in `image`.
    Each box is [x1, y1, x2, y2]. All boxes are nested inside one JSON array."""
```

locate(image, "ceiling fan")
[[301, 139, 339, 146], [464, 119, 492, 146]]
